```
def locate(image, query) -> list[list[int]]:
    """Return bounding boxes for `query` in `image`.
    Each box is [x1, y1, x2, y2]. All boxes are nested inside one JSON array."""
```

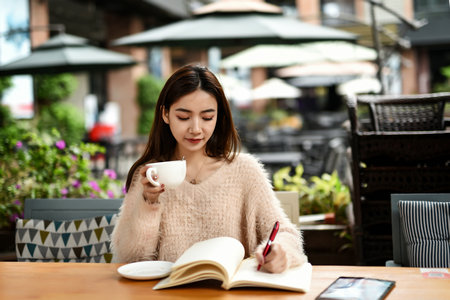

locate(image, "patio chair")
[[387, 193, 450, 267], [345, 93, 450, 265], [16, 198, 123, 263], [355, 92, 449, 132]]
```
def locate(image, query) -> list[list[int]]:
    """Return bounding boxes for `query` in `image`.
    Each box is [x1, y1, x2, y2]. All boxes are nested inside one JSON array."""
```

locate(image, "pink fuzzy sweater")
[[111, 153, 307, 267]]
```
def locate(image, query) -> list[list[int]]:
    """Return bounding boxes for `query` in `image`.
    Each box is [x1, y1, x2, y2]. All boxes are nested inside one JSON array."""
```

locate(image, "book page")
[[154, 237, 245, 289], [226, 258, 312, 292]]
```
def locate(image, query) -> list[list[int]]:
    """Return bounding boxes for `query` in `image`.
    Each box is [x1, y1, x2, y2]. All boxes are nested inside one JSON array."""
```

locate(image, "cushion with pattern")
[[399, 200, 450, 268], [15, 214, 117, 263]]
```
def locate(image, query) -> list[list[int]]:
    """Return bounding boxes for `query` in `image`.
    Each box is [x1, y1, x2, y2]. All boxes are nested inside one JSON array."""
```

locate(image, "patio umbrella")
[[276, 61, 377, 77], [252, 78, 301, 100], [337, 77, 382, 95], [0, 33, 137, 76], [221, 41, 376, 69], [112, 1, 356, 48]]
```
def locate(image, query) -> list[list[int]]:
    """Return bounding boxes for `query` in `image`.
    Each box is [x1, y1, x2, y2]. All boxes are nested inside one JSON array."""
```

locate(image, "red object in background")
[[89, 123, 115, 142]]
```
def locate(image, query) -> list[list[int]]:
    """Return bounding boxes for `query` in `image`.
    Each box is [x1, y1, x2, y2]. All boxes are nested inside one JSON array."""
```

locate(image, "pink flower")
[[71, 155, 77, 161], [107, 190, 114, 198], [89, 192, 97, 198], [72, 180, 81, 188], [61, 188, 68, 195], [89, 180, 100, 192], [122, 185, 127, 195], [16, 141, 23, 148], [55, 140, 66, 150], [104, 169, 117, 180], [15, 184, 21, 190]]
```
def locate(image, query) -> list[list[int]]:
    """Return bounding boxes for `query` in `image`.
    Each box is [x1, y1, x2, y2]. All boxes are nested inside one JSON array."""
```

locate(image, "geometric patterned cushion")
[[15, 214, 117, 263], [398, 200, 450, 268]]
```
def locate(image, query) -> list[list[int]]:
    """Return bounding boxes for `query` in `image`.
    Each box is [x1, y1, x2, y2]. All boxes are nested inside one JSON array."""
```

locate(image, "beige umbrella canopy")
[[337, 77, 382, 95], [252, 78, 301, 100], [276, 61, 377, 77], [221, 41, 376, 69]]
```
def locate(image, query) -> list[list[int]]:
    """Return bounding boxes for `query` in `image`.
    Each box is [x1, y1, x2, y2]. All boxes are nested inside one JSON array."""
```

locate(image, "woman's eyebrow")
[[174, 108, 216, 113]]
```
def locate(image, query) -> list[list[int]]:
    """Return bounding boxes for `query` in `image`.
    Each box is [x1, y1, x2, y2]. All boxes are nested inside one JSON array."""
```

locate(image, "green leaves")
[[273, 165, 351, 224], [0, 125, 124, 229]]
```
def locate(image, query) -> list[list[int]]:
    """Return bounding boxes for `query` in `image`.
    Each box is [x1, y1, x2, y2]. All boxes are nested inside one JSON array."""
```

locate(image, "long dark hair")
[[125, 64, 241, 191]]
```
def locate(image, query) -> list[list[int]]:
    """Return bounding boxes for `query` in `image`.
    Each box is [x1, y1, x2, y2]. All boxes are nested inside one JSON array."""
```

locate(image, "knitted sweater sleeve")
[[111, 166, 162, 263], [241, 154, 308, 268]]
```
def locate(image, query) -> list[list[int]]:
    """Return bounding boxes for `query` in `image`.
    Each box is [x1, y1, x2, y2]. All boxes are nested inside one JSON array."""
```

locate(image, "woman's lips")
[[186, 138, 202, 144]]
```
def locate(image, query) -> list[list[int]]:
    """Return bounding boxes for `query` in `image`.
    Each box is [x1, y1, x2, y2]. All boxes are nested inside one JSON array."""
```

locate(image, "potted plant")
[[273, 164, 354, 265]]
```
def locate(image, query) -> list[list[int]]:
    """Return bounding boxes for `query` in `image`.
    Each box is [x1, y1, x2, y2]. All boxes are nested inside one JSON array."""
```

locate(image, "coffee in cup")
[[145, 160, 186, 188]]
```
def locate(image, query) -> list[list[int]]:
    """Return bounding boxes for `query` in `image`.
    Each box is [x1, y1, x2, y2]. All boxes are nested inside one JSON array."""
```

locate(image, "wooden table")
[[0, 262, 448, 299]]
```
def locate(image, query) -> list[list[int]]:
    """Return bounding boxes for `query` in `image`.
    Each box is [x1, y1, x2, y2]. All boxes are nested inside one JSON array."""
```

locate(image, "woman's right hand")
[[140, 165, 165, 204]]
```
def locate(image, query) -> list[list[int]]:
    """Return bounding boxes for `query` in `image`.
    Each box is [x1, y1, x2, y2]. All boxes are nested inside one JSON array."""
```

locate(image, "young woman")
[[111, 64, 307, 273]]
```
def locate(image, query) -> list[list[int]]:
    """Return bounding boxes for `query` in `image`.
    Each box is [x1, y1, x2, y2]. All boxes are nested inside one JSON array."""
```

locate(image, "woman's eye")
[[177, 116, 189, 121], [203, 117, 214, 121]]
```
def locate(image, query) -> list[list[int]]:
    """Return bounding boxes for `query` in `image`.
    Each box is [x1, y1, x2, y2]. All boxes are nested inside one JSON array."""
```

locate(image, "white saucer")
[[117, 261, 173, 280]]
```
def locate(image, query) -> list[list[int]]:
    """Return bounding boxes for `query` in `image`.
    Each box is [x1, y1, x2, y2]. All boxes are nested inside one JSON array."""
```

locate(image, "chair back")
[[275, 191, 299, 227], [356, 93, 448, 132], [390, 193, 450, 267], [24, 198, 123, 220]]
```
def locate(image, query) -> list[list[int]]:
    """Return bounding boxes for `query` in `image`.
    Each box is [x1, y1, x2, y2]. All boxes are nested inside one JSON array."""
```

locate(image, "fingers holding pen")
[[255, 243, 288, 274]]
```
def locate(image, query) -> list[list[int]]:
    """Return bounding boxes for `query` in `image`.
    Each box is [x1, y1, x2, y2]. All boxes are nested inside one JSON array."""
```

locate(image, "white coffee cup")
[[145, 160, 186, 188]]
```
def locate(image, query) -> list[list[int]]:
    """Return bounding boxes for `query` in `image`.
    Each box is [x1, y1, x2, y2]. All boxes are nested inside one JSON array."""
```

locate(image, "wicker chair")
[[356, 92, 448, 132], [346, 92, 450, 265]]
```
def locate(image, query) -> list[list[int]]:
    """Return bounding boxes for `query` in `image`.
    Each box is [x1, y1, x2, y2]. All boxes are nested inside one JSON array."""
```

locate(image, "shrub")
[[37, 102, 85, 145], [35, 73, 77, 105], [0, 76, 13, 97], [136, 74, 164, 135], [0, 123, 125, 229]]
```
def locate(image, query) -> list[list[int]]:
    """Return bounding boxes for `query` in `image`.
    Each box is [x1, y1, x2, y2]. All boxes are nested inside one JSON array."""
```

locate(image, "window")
[[321, 0, 355, 26]]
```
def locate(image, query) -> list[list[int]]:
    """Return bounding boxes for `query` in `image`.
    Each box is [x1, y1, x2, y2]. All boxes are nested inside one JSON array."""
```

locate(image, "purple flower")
[[89, 180, 101, 192], [89, 192, 97, 198], [9, 213, 20, 223], [55, 140, 66, 150], [107, 190, 114, 198], [72, 180, 81, 188], [61, 188, 68, 195], [13, 199, 21, 206], [122, 185, 127, 195], [15, 184, 21, 190], [104, 169, 117, 180], [16, 141, 23, 149], [71, 155, 77, 161]]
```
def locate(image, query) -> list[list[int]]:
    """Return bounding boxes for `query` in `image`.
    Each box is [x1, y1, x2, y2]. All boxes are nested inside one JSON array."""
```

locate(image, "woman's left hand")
[[255, 242, 288, 273]]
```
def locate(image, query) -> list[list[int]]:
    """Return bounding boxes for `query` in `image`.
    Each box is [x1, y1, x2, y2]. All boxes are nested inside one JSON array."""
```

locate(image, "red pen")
[[257, 221, 280, 271]]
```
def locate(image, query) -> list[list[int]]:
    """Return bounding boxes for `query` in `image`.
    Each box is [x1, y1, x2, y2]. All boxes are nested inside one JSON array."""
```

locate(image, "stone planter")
[[302, 224, 356, 265]]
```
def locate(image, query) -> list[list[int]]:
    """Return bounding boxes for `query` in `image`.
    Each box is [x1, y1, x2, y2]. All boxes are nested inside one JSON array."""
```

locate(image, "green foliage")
[[0, 76, 13, 97], [35, 73, 77, 105], [37, 102, 85, 145], [273, 164, 351, 224], [136, 74, 164, 135], [0, 124, 125, 229], [433, 65, 450, 93]]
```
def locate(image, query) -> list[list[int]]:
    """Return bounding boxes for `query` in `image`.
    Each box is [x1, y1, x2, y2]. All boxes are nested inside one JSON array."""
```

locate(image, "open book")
[[153, 236, 312, 292]]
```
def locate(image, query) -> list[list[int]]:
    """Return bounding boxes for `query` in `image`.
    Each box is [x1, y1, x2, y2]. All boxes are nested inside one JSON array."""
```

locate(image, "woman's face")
[[163, 89, 218, 155]]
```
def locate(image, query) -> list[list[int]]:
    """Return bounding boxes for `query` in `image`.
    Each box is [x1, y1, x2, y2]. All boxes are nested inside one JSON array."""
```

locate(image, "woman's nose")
[[189, 118, 201, 133]]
